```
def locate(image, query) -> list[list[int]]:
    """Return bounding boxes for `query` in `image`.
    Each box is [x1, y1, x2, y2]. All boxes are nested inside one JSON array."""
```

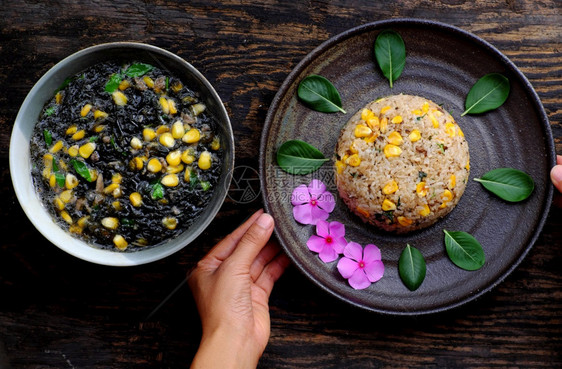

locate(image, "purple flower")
[[291, 179, 335, 225], [337, 242, 384, 290], [306, 220, 347, 263]]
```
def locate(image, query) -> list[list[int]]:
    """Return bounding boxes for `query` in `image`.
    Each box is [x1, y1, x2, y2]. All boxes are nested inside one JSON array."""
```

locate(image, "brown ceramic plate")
[[259, 19, 555, 315]]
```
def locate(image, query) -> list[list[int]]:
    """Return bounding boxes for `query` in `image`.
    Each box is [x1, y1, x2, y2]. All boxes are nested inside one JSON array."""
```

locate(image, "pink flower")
[[291, 179, 336, 225], [306, 220, 347, 263], [337, 242, 384, 290]]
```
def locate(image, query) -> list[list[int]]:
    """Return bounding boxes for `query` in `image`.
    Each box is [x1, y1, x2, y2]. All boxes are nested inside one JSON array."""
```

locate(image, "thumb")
[[551, 165, 562, 194]]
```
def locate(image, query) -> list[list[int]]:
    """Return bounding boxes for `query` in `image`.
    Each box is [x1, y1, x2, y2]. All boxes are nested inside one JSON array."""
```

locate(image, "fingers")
[[557, 155, 562, 165], [204, 209, 264, 263], [250, 240, 282, 281], [551, 164, 562, 194], [255, 253, 291, 298], [229, 213, 275, 267]]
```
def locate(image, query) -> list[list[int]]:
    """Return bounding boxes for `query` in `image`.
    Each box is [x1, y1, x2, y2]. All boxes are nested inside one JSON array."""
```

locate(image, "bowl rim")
[[10, 42, 234, 266]]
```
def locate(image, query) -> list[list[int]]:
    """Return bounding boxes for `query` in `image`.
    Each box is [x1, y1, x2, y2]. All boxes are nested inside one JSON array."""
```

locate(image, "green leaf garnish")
[[43, 129, 52, 146], [276, 140, 329, 175], [52, 158, 65, 188], [297, 75, 346, 113], [461, 73, 510, 116], [398, 244, 426, 291], [443, 230, 485, 271], [374, 30, 406, 88], [55, 77, 72, 93], [104, 73, 122, 93], [474, 168, 534, 202], [189, 169, 199, 190], [200, 181, 211, 191], [70, 159, 92, 182], [151, 182, 164, 200], [44, 106, 56, 116], [124, 63, 154, 78]]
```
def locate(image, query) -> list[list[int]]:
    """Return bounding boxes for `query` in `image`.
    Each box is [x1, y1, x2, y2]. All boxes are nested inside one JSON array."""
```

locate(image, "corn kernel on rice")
[[335, 94, 469, 233]]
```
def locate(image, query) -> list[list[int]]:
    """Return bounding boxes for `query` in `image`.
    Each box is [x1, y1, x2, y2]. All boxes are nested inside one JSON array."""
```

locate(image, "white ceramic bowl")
[[10, 42, 234, 266]]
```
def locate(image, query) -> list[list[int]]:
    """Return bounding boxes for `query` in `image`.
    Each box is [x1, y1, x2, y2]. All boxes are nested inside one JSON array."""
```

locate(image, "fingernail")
[[256, 213, 273, 229], [552, 166, 562, 186]]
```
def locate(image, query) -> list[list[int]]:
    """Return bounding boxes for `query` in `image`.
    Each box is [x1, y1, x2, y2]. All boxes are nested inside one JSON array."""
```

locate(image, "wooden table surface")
[[1, 1, 561, 368]]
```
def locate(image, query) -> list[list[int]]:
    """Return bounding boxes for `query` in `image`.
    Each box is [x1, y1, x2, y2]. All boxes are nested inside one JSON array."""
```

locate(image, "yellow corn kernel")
[[356, 207, 370, 218], [361, 108, 374, 121], [101, 217, 119, 230], [434, 110, 443, 117], [77, 216, 90, 228], [161, 173, 179, 187], [387, 131, 403, 146], [347, 154, 361, 167], [130, 137, 143, 150], [79, 142, 96, 159], [166, 164, 184, 174], [94, 125, 105, 133], [65, 174, 79, 190], [397, 216, 413, 227], [416, 182, 429, 197], [211, 137, 220, 151], [68, 145, 79, 157], [69, 224, 83, 234], [192, 103, 206, 116], [156, 125, 169, 135], [112, 201, 123, 211], [335, 160, 346, 174], [147, 158, 163, 173], [171, 81, 183, 93], [60, 210, 73, 224], [382, 180, 398, 195], [391, 115, 403, 124], [380, 106, 391, 115], [130, 157, 144, 171], [442, 189, 453, 202], [66, 125, 77, 135], [380, 117, 388, 133], [466, 160, 470, 170], [43, 153, 54, 167], [171, 120, 185, 139], [130, 192, 142, 207], [119, 79, 131, 91], [143, 76, 154, 88], [159, 132, 175, 148], [184, 167, 193, 182], [49, 174, 57, 188], [59, 189, 73, 203], [111, 173, 122, 184], [143, 128, 156, 142], [42, 167, 52, 180], [55, 92, 63, 104], [89, 169, 98, 181], [162, 217, 178, 230], [409, 129, 421, 142], [198, 151, 212, 170], [49, 140, 64, 154], [181, 150, 196, 164], [412, 109, 422, 116], [422, 102, 429, 113], [448, 175, 456, 189], [159, 96, 170, 114], [365, 134, 379, 143], [458, 126, 465, 137], [54, 197, 65, 211], [113, 235, 128, 250], [72, 130, 86, 141], [112, 91, 127, 106], [168, 99, 177, 115], [342, 154, 349, 162], [182, 128, 201, 144], [419, 204, 431, 217], [382, 199, 396, 211], [366, 116, 380, 130], [80, 104, 92, 117], [94, 110, 108, 120], [103, 183, 119, 195], [354, 124, 372, 138], [445, 122, 456, 137], [349, 141, 359, 154], [383, 144, 402, 158], [166, 150, 182, 166], [429, 113, 439, 128]]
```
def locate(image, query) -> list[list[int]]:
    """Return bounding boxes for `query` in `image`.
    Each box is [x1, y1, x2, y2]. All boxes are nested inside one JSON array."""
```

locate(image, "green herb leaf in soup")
[[43, 129, 52, 146], [297, 75, 346, 113], [151, 182, 164, 200], [70, 159, 92, 182], [398, 244, 426, 291], [474, 168, 534, 202], [374, 30, 406, 88], [443, 230, 485, 271], [276, 140, 329, 175], [461, 73, 510, 116], [52, 158, 65, 188], [124, 63, 154, 78]]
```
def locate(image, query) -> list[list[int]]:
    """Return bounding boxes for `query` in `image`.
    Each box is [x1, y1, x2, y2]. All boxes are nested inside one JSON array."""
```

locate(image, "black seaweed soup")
[[30, 61, 223, 251]]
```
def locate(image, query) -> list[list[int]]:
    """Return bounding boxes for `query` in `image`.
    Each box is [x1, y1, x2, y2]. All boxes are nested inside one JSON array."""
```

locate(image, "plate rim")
[[259, 18, 555, 315]]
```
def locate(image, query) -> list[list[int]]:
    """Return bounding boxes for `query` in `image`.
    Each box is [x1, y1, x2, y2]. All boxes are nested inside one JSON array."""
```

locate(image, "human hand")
[[188, 209, 290, 369], [551, 155, 562, 193]]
